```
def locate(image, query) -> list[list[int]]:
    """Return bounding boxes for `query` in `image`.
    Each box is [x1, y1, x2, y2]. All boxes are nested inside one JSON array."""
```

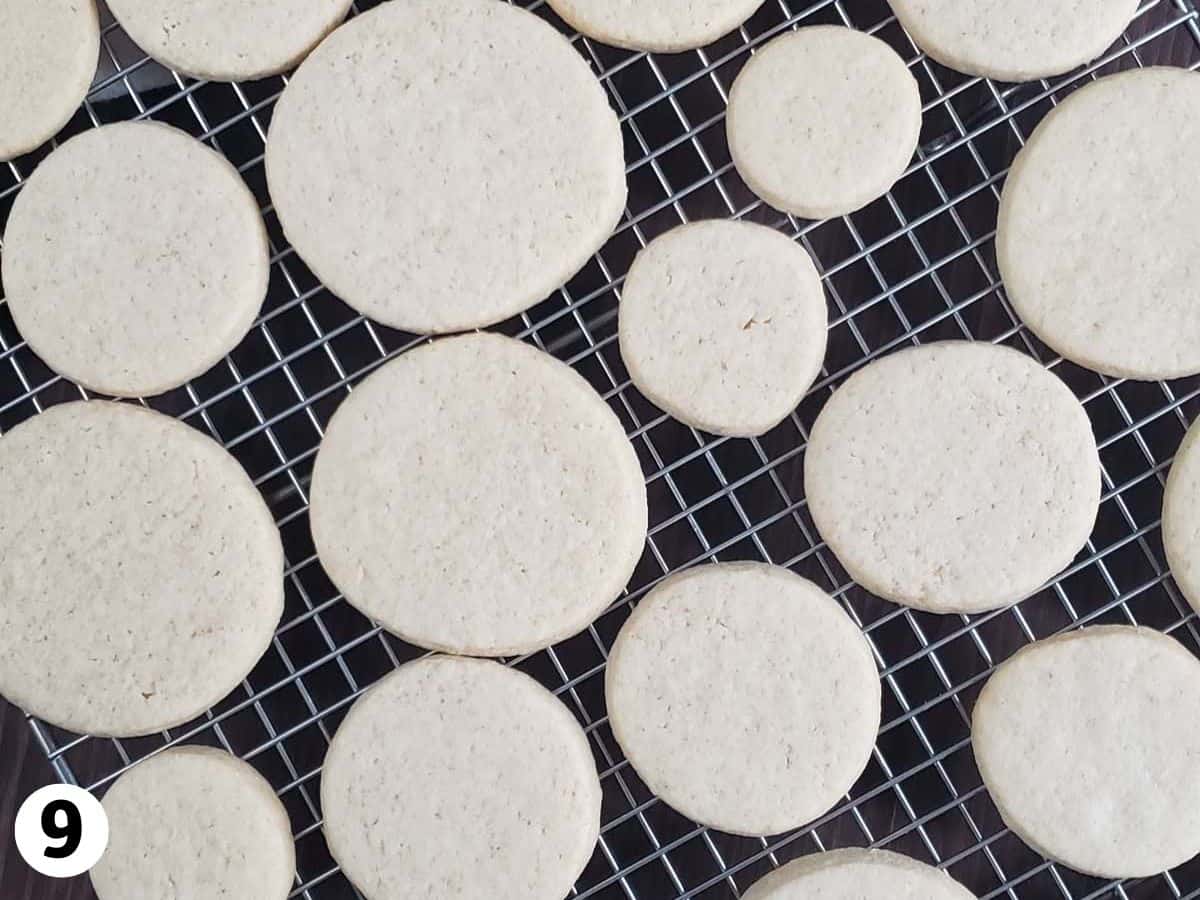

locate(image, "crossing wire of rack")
[[3, 0, 1200, 897]]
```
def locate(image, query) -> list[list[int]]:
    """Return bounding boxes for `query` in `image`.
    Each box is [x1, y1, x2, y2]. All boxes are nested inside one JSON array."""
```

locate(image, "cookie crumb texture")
[[805, 342, 1100, 614], [973, 627, 1200, 878], [0, 401, 283, 737], [743, 848, 977, 899], [92, 747, 295, 900], [546, 0, 765, 52], [321, 656, 601, 900]]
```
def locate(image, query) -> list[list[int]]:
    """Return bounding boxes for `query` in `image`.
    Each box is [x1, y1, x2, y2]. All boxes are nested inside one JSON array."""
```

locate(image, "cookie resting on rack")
[[1164, 416, 1200, 616], [804, 341, 1100, 614], [742, 848, 977, 899], [545, 0, 766, 52]]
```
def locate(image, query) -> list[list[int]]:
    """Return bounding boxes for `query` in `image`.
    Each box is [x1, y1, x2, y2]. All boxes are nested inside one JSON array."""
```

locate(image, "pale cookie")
[[105, 0, 352, 81], [1162, 418, 1200, 615], [266, 0, 626, 334], [0, 401, 283, 737], [546, 0, 766, 52], [311, 333, 647, 656], [3, 121, 269, 397], [727, 26, 921, 219], [805, 342, 1100, 614], [888, 0, 1139, 82], [91, 747, 294, 900], [606, 563, 880, 835], [743, 848, 977, 899], [973, 626, 1200, 878], [998, 68, 1200, 379], [322, 655, 601, 900], [618, 220, 828, 437], [0, 0, 99, 161]]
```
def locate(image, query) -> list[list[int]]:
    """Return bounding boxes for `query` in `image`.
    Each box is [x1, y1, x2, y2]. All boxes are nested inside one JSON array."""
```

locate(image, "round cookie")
[[1162, 417, 1200, 615], [805, 342, 1100, 614], [0, 401, 283, 737], [310, 333, 647, 656], [322, 655, 600, 900], [3, 122, 269, 397], [605, 563, 880, 835], [91, 747, 294, 900], [545, 0, 766, 52], [266, 0, 626, 334], [105, 0, 352, 81], [618, 220, 828, 437], [997, 68, 1200, 380], [887, 0, 1139, 82], [0, 0, 99, 161], [972, 626, 1200, 878], [744, 848, 977, 899], [727, 26, 921, 219]]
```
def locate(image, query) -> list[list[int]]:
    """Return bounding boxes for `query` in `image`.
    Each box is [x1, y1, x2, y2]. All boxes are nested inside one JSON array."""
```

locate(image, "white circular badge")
[[14, 784, 109, 878]]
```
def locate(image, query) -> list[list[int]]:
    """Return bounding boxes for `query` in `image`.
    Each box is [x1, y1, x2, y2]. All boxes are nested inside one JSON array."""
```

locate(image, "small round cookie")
[[727, 26, 921, 219], [887, 0, 1139, 82], [266, 0, 626, 334], [606, 563, 880, 835], [3, 122, 269, 397], [805, 342, 1100, 614], [973, 626, 1200, 878], [0, 1, 99, 161], [546, 0, 766, 52], [105, 0, 352, 81], [322, 656, 601, 900], [1163, 418, 1200, 615], [997, 68, 1200, 380], [311, 333, 647, 656], [618, 220, 828, 437], [91, 747, 294, 900], [744, 848, 977, 899], [0, 401, 283, 737]]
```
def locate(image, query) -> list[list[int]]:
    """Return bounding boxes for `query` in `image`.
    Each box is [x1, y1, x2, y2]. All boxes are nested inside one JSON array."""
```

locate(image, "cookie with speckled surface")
[[91, 747, 294, 900], [743, 848, 977, 899], [887, 0, 1138, 81], [546, 0, 765, 52], [266, 0, 626, 334], [606, 563, 880, 836], [2, 121, 269, 397], [1161, 418, 1200, 615], [726, 26, 921, 219], [0, 0, 99, 161], [0, 401, 283, 736], [310, 332, 647, 656], [805, 342, 1100, 614], [105, 0, 352, 81], [322, 655, 601, 900], [618, 220, 828, 437], [973, 626, 1200, 878], [997, 68, 1200, 380]]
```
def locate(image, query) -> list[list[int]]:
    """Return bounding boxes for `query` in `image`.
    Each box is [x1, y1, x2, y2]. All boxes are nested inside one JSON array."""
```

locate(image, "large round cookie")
[[3, 122, 269, 397], [973, 626, 1200, 878], [888, 0, 1139, 82], [0, 0, 99, 161], [91, 747, 294, 900], [618, 220, 828, 437], [311, 333, 647, 656], [106, 0, 352, 81], [0, 401, 283, 736], [322, 656, 601, 899], [744, 848, 976, 899], [805, 342, 1100, 614], [997, 68, 1200, 380], [606, 563, 880, 835], [266, 0, 626, 334], [1162, 418, 1200, 615], [727, 26, 921, 219], [546, 0, 765, 52]]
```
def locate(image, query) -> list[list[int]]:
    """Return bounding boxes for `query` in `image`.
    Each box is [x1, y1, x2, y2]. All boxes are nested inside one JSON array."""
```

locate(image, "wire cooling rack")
[[3, 0, 1200, 897]]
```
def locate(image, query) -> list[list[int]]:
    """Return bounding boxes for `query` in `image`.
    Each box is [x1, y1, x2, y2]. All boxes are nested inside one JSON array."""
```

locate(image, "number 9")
[[14, 784, 108, 878], [41, 799, 83, 859]]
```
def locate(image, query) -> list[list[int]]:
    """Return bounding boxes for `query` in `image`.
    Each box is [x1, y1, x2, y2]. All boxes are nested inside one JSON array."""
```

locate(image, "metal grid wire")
[[3, 0, 1200, 897]]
